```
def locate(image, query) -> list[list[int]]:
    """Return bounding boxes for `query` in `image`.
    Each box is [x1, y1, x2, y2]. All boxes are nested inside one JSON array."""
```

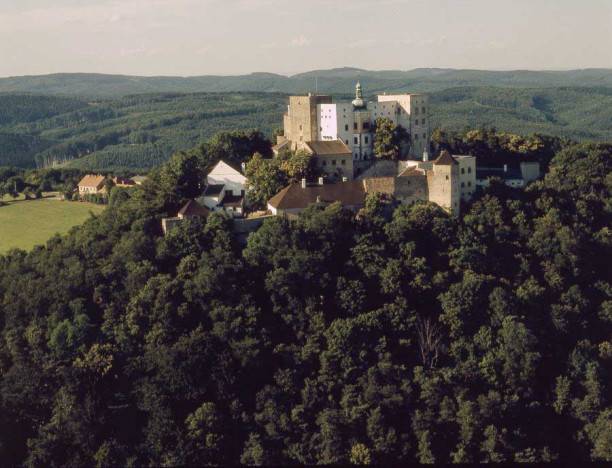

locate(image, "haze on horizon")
[[1, 0, 611, 78]]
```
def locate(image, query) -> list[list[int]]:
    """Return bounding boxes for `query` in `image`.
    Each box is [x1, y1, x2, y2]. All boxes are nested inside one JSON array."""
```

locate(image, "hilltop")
[[1, 67, 612, 97]]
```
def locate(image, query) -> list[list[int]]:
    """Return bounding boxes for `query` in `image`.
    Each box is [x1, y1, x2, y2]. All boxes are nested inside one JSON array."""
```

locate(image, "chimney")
[[422, 150, 429, 162], [503, 164, 508, 173], [301, 178, 307, 189], [342, 176, 348, 182], [241, 162, 246, 173], [318, 177, 324, 186]]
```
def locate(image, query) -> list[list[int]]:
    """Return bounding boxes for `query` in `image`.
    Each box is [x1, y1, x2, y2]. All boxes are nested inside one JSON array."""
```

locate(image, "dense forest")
[[0, 93, 287, 171], [0, 130, 609, 465], [1, 68, 612, 97], [1, 84, 612, 172]]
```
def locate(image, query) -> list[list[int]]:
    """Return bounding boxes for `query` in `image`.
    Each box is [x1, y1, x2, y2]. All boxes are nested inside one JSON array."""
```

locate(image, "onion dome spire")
[[352, 81, 365, 109]]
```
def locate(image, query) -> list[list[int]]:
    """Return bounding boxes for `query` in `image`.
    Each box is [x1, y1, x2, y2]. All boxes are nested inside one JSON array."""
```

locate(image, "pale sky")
[[1, 0, 611, 77]]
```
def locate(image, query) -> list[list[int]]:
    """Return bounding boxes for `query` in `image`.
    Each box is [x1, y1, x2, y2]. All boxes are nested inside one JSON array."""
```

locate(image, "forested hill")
[[1, 67, 612, 97], [2, 87, 612, 171], [0, 133, 610, 465]]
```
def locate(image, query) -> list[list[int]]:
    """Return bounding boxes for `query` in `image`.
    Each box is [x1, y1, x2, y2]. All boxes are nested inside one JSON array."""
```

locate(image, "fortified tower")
[[428, 150, 461, 215], [282, 94, 332, 150]]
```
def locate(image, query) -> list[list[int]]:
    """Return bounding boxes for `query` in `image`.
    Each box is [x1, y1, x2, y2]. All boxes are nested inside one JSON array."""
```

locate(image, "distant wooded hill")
[[1, 67, 612, 97], [0, 78, 611, 171]]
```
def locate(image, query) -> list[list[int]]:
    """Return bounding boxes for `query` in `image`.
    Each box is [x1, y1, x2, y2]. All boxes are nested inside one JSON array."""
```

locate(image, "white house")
[[198, 160, 247, 217]]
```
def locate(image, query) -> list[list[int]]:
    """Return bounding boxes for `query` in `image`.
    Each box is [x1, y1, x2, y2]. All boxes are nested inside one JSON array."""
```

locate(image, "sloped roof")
[[305, 140, 352, 156], [434, 150, 458, 166], [268, 180, 365, 210], [209, 159, 245, 177], [398, 166, 425, 177], [178, 199, 210, 217], [113, 176, 135, 186], [272, 139, 291, 153], [131, 175, 148, 184], [78, 174, 105, 188], [477, 166, 523, 181], [357, 160, 399, 179]]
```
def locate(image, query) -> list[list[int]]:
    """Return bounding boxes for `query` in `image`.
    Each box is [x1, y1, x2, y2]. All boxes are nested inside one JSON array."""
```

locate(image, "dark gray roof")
[[477, 166, 522, 180], [305, 140, 352, 156], [203, 184, 224, 196], [221, 194, 244, 207]]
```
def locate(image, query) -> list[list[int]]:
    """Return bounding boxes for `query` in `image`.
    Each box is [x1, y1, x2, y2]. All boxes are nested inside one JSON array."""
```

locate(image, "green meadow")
[[0, 196, 105, 253]]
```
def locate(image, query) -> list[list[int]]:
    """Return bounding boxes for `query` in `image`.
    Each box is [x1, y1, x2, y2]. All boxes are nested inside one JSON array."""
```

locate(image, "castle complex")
[[274, 83, 430, 175]]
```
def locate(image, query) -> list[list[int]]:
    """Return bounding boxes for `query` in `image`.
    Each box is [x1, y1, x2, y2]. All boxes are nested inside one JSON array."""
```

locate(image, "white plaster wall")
[[207, 160, 247, 196], [317, 104, 338, 140]]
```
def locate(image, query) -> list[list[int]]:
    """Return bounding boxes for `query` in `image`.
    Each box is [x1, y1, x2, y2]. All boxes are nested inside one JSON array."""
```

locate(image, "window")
[[332, 160, 337, 165], [468, 167, 472, 173], [345, 124, 349, 131], [354, 122, 358, 130], [415, 119, 418, 125], [415, 108, 419, 115], [422, 119, 426, 125], [446, 175, 449, 180], [364, 136, 369, 144], [354, 136, 358, 144], [345, 139, 349, 145], [299, 125, 302, 131], [422, 107, 426, 113], [461, 168, 465, 174], [423, 133, 426, 139], [322, 161, 327, 166], [341, 159, 346, 165], [461, 182, 465, 187], [467, 181, 472, 187], [415, 134, 419, 140], [363, 122, 370, 130]]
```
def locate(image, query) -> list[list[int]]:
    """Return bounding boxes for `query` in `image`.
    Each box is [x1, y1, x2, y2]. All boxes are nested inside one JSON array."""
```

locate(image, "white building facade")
[[279, 83, 431, 175]]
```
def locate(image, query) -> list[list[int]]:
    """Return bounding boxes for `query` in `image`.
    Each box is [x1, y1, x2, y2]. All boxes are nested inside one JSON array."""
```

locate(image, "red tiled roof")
[[78, 174, 105, 189], [268, 181, 365, 210], [434, 150, 458, 166]]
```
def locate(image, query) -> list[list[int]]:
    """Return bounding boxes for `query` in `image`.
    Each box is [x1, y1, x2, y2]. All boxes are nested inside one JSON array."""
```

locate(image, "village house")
[[198, 160, 247, 218], [77, 174, 106, 198], [112, 176, 136, 188], [161, 199, 210, 234], [130, 175, 148, 185]]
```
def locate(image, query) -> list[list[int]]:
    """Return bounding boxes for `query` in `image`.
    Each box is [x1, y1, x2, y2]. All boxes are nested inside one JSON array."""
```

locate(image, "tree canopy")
[[0, 137, 610, 465]]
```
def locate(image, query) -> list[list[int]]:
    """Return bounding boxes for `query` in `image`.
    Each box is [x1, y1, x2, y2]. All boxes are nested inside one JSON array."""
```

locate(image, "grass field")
[[0, 196, 105, 253]]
